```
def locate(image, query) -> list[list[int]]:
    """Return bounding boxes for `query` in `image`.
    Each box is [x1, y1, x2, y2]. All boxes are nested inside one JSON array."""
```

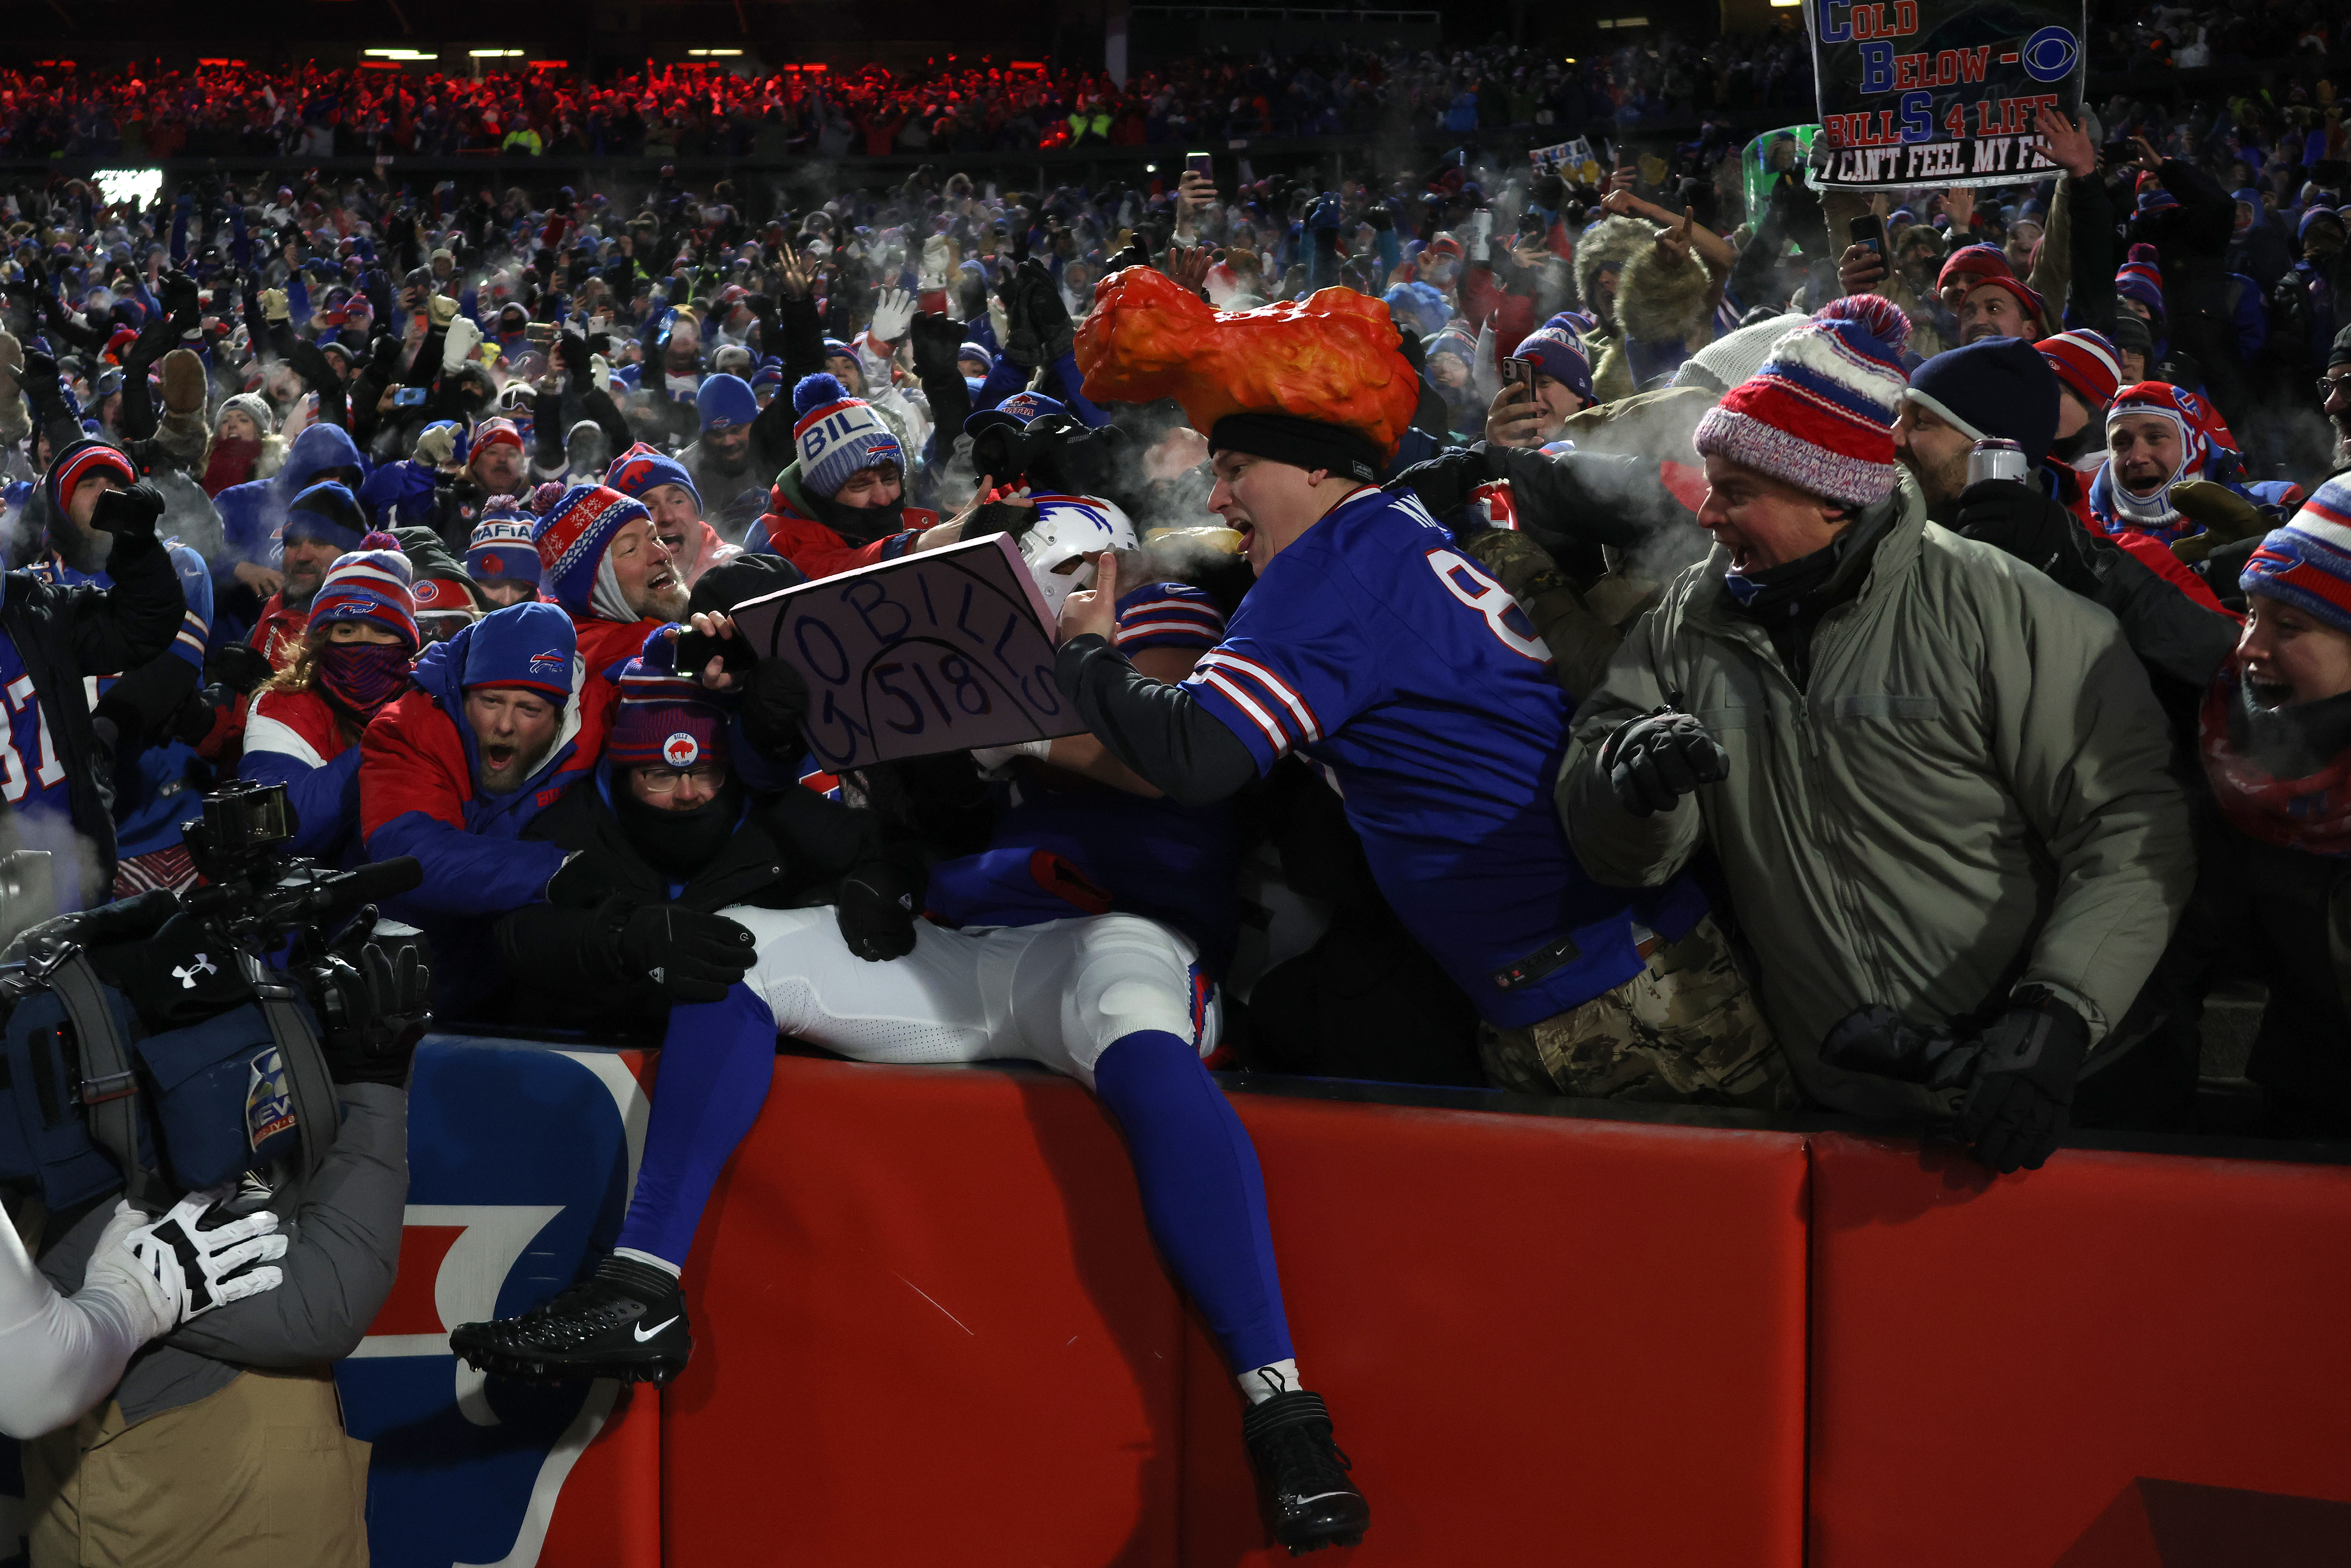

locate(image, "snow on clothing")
[[358, 601, 611, 1017]]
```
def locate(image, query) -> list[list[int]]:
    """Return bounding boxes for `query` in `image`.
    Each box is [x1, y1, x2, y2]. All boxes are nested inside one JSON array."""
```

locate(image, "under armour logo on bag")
[[172, 953, 219, 989]]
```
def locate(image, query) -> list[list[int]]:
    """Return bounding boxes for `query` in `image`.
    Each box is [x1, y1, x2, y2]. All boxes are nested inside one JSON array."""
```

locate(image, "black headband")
[[1208, 412, 1384, 485]]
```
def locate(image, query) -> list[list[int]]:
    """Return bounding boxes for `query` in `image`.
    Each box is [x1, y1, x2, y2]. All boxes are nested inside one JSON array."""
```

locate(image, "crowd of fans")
[[9, 14, 2351, 1558]]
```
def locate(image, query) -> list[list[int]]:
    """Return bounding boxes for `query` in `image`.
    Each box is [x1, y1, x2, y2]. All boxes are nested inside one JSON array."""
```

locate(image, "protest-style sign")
[[728, 533, 1088, 772], [1804, 0, 2087, 189]]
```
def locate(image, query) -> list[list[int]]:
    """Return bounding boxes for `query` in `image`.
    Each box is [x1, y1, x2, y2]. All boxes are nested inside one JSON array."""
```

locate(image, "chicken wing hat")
[[1074, 266, 1419, 482]]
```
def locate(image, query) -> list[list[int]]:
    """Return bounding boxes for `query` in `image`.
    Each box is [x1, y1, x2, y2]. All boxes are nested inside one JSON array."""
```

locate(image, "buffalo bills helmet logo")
[[662, 733, 700, 766], [530, 647, 568, 673]]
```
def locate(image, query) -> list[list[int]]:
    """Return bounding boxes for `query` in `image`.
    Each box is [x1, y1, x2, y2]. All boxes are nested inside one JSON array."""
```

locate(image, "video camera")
[[0, 782, 429, 1215], [967, 412, 1143, 516]]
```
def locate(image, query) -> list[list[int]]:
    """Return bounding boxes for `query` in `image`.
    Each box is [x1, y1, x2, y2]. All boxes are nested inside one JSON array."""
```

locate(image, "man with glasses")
[[2317, 324, 2351, 472]]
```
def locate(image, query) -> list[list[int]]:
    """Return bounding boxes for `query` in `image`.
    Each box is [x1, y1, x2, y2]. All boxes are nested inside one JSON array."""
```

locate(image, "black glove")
[[1365, 205, 1395, 233], [608, 901, 755, 1002], [1953, 995, 2089, 1174], [1020, 259, 1074, 364], [92, 655, 200, 751], [1819, 1004, 1978, 1091], [91, 480, 167, 542], [1598, 707, 1727, 818], [998, 263, 1040, 368], [1388, 447, 1498, 523], [688, 553, 804, 618], [1103, 237, 1151, 275], [907, 311, 966, 385], [967, 497, 1043, 548], [318, 940, 433, 1086], [207, 640, 277, 697], [557, 328, 593, 390], [739, 656, 811, 763], [1954, 480, 2095, 593], [835, 859, 921, 961], [283, 336, 343, 393]]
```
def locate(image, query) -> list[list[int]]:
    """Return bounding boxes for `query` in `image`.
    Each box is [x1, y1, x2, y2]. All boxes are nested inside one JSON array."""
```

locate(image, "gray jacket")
[[1558, 473, 2195, 1116], [39, 1083, 408, 1427]]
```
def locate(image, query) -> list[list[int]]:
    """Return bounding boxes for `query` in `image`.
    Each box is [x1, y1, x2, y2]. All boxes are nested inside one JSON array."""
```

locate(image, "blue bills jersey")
[[1182, 487, 1706, 1027], [926, 582, 1241, 974]]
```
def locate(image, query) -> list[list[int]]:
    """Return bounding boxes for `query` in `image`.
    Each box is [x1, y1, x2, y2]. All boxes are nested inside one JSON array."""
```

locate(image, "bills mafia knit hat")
[[2241, 479, 2351, 634], [1904, 338, 2060, 466], [1693, 295, 1912, 508], [534, 484, 652, 617], [607, 627, 732, 769], [43, 438, 137, 517], [790, 373, 903, 500], [466, 516, 544, 586], [2037, 329, 2125, 411], [603, 441, 701, 509], [309, 531, 419, 651]]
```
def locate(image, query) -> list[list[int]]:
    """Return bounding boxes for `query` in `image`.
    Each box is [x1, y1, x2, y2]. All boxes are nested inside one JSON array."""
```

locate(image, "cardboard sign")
[[1804, 0, 2086, 189], [728, 533, 1087, 772]]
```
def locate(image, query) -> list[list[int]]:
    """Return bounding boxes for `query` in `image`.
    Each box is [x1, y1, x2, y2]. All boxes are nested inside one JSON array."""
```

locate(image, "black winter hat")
[[1902, 336, 2061, 468]]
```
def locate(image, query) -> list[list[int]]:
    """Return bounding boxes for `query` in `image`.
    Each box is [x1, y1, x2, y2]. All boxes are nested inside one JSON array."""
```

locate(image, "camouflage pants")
[[1479, 913, 1794, 1109]]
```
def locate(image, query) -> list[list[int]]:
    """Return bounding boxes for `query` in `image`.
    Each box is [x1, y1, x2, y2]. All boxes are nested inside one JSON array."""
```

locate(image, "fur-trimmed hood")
[[1618, 239, 1718, 351], [1572, 216, 1657, 335]]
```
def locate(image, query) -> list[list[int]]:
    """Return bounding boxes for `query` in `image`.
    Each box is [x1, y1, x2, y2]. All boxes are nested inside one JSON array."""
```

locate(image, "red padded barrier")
[[665, 1054, 1188, 1566], [540, 1384, 662, 1568], [1808, 1133, 2351, 1568], [1174, 1093, 1810, 1566]]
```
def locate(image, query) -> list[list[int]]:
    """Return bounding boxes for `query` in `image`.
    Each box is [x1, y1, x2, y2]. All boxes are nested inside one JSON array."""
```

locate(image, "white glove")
[[970, 738, 1052, 778], [102, 1188, 287, 1325], [413, 423, 457, 467], [442, 314, 483, 374], [919, 236, 953, 292], [590, 353, 615, 391], [869, 287, 916, 345], [259, 287, 289, 323]]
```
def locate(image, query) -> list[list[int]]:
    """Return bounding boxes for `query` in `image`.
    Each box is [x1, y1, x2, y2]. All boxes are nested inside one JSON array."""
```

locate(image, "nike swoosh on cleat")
[[634, 1315, 679, 1342]]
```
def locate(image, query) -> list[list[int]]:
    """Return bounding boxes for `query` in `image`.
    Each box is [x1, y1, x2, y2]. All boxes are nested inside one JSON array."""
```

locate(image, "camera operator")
[[6, 441, 190, 912], [11, 832, 424, 1563]]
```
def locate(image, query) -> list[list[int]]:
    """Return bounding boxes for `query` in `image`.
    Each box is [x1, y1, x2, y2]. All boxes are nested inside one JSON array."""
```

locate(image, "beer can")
[[1967, 437, 2028, 486]]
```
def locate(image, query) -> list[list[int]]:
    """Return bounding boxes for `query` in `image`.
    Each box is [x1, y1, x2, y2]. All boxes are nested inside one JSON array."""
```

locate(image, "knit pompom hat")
[[309, 531, 420, 651], [534, 484, 652, 616], [2243, 478, 2351, 634], [1692, 295, 1912, 508], [43, 438, 137, 518], [790, 372, 903, 500], [2115, 244, 2167, 317]]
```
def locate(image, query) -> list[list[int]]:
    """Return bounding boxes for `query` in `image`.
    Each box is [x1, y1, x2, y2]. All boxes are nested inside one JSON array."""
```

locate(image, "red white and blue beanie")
[[1693, 295, 1912, 508], [460, 599, 576, 700], [473, 416, 526, 455], [1509, 325, 1594, 405], [790, 372, 903, 500], [607, 626, 732, 769], [310, 531, 420, 651], [2037, 329, 2123, 411], [2115, 244, 2167, 317], [466, 516, 545, 587], [1936, 243, 2012, 294], [2242, 481, 2351, 634], [44, 438, 137, 517], [603, 440, 701, 509], [533, 484, 651, 616]]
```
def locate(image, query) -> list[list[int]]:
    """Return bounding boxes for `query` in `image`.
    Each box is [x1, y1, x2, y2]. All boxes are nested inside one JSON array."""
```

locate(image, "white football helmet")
[[1019, 494, 1138, 617]]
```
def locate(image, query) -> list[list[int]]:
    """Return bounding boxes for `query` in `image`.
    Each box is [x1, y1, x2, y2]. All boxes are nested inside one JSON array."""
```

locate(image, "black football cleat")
[[450, 1253, 692, 1386], [1242, 1390, 1371, 1555]]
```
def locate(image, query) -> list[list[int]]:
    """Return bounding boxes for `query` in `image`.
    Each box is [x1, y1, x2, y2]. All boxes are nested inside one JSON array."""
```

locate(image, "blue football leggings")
[[614, 983, 778, 1268], [1092, 1029, 1296, 1376]]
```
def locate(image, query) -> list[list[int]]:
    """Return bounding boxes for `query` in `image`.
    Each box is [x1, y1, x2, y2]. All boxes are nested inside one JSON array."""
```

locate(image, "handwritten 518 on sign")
[[727, 532, 1089, 771]]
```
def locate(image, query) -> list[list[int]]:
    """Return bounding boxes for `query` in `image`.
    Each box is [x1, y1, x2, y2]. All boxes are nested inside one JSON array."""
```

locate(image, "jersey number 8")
[[1424, 549, 1551, 663]]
